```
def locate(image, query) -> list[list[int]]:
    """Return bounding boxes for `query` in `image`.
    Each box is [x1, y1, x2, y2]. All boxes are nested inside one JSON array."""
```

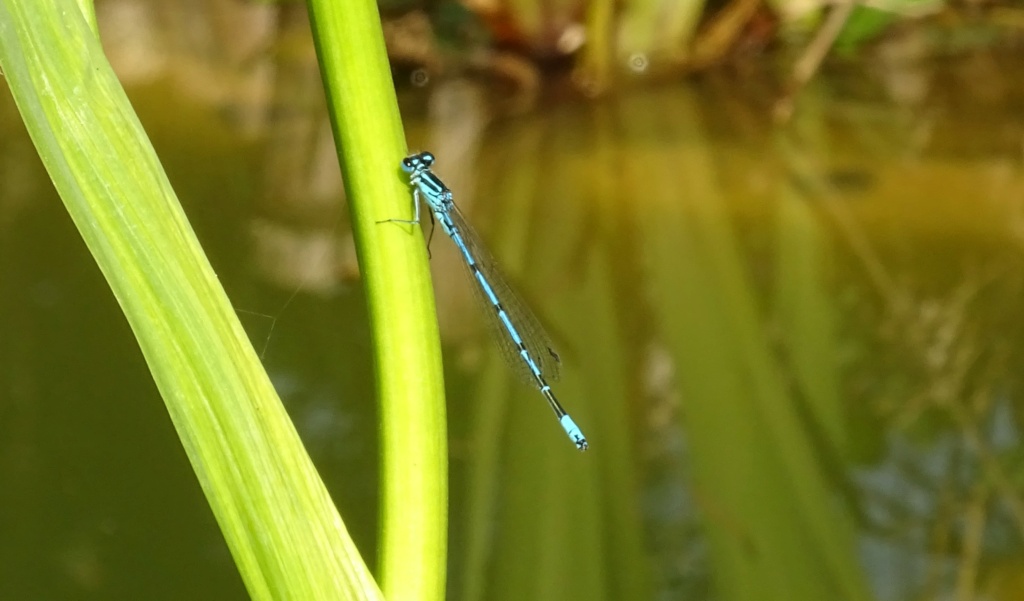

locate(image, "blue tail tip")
[[559, 415, 589, 452]]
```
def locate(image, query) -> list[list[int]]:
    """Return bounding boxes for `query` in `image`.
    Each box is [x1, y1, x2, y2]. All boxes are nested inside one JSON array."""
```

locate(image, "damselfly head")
[[402, 151, 435, 173]]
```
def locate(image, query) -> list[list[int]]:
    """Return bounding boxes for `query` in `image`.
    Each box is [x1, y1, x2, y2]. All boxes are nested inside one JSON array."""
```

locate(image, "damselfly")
[[385, 151, 588, 451]]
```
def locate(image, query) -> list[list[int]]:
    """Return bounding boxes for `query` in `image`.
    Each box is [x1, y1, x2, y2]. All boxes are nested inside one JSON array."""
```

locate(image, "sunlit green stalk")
[[304, 1, 449, 600], [70, 0, 95, 31], [0, 0, 379, 599], [578, 0, 615, 92]]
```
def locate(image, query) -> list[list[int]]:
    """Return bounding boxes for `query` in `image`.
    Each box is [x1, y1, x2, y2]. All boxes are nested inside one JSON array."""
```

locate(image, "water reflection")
[[3, 13, 1024, 599]]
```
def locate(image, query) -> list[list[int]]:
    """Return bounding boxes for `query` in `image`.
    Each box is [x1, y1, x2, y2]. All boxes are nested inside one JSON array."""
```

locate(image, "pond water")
[[2, 27, 1024, 601]]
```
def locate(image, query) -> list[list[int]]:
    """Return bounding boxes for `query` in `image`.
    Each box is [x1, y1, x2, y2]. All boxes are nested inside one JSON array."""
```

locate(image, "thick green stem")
[[305, 1, 449, 600], [0, 1, 381, 599]]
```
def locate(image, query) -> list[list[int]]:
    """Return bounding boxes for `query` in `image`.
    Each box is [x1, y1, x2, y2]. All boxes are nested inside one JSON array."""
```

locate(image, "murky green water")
[[3, 32, 1024, 601]]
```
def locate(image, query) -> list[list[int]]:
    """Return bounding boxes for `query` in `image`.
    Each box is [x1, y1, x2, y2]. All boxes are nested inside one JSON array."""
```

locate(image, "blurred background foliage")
[[5, 0, 1024, 600]]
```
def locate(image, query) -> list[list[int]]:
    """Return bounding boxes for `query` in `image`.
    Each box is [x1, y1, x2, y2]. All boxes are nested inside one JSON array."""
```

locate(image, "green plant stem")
[[305, 1, 449, 600], [0, 1, 380, 599], [578, 0, 615, 92]]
